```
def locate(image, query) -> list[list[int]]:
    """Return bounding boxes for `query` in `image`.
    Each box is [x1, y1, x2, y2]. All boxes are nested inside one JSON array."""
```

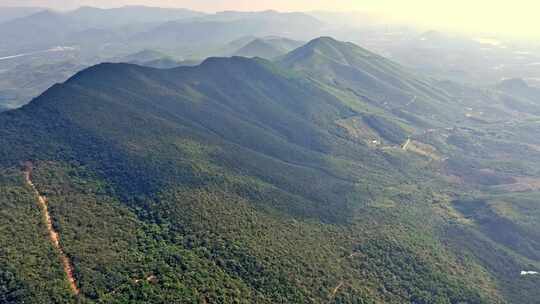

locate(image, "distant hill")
[[497, 78, 540, 114], [0, 6, 44, 23], [200, 10, 324, 25], [134, 11, 324, 50], [110, 49, 201, 69], [498, 78, 533, 92], [68, 5, 205, 27], [113, 49, 172, 64], [308, 11, 385, 27], [0, 10, 84, 51], [234, 37, 304, 59], [0, 8, 322, 57], [0, 6, 204, 53], [145, 58, 201, 69]]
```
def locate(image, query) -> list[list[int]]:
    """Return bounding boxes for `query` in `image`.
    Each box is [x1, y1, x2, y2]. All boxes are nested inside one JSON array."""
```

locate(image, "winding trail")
[[24, 168, 80, 295]]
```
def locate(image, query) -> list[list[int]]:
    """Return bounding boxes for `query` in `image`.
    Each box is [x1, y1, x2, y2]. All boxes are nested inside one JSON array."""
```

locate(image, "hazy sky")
[[3, 0, 540, 38]]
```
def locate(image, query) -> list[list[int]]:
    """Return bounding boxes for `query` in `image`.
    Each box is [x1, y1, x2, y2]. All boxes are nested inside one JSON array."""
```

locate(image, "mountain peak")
[[278, 36, 357, 67], [73, 6, 102, 12], [278, 37, 452, 115], [307, 36, 340, 45], [294, 36, 359, 54], [234, 39, 280, 58]]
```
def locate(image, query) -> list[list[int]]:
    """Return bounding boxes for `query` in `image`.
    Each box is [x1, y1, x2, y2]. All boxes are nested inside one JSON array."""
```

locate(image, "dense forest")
[[1, 37, 539, 303]]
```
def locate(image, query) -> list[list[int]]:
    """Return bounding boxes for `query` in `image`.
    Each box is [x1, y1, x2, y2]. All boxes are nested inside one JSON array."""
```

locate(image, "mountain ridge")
[[1, 36, 539, 303]]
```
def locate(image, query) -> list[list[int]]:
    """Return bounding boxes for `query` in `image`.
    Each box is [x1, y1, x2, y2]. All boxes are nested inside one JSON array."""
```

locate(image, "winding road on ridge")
[[24, 167, 80, 295]]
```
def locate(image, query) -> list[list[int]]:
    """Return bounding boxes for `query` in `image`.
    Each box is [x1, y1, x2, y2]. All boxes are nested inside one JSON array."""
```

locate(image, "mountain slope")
[[0, 57, 500, 303], [278, 37, 465, 126]]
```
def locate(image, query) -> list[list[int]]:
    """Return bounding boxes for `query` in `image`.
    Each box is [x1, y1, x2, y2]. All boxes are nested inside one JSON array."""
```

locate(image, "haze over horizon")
[[1, 0, 539, 39]]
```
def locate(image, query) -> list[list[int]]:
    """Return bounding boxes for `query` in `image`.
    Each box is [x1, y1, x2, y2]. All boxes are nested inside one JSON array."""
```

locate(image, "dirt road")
[[24, 168, 80, 295]]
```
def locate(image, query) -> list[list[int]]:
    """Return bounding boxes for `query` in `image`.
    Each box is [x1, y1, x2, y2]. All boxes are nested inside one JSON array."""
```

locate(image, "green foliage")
[[0, 41, 533, 303], [0, 168, 74, 303]]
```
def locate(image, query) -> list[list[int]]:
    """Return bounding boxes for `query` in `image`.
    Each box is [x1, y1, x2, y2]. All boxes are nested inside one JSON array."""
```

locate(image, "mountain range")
[[1, 35, 540, 304], [0, 6, 328, 109], [0, 7, 322, 56]]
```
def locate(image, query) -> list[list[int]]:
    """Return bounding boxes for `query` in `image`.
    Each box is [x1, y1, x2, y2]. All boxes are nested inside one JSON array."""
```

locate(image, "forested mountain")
[[1, 37, 539, 303], [278, 37, 462, 125]]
